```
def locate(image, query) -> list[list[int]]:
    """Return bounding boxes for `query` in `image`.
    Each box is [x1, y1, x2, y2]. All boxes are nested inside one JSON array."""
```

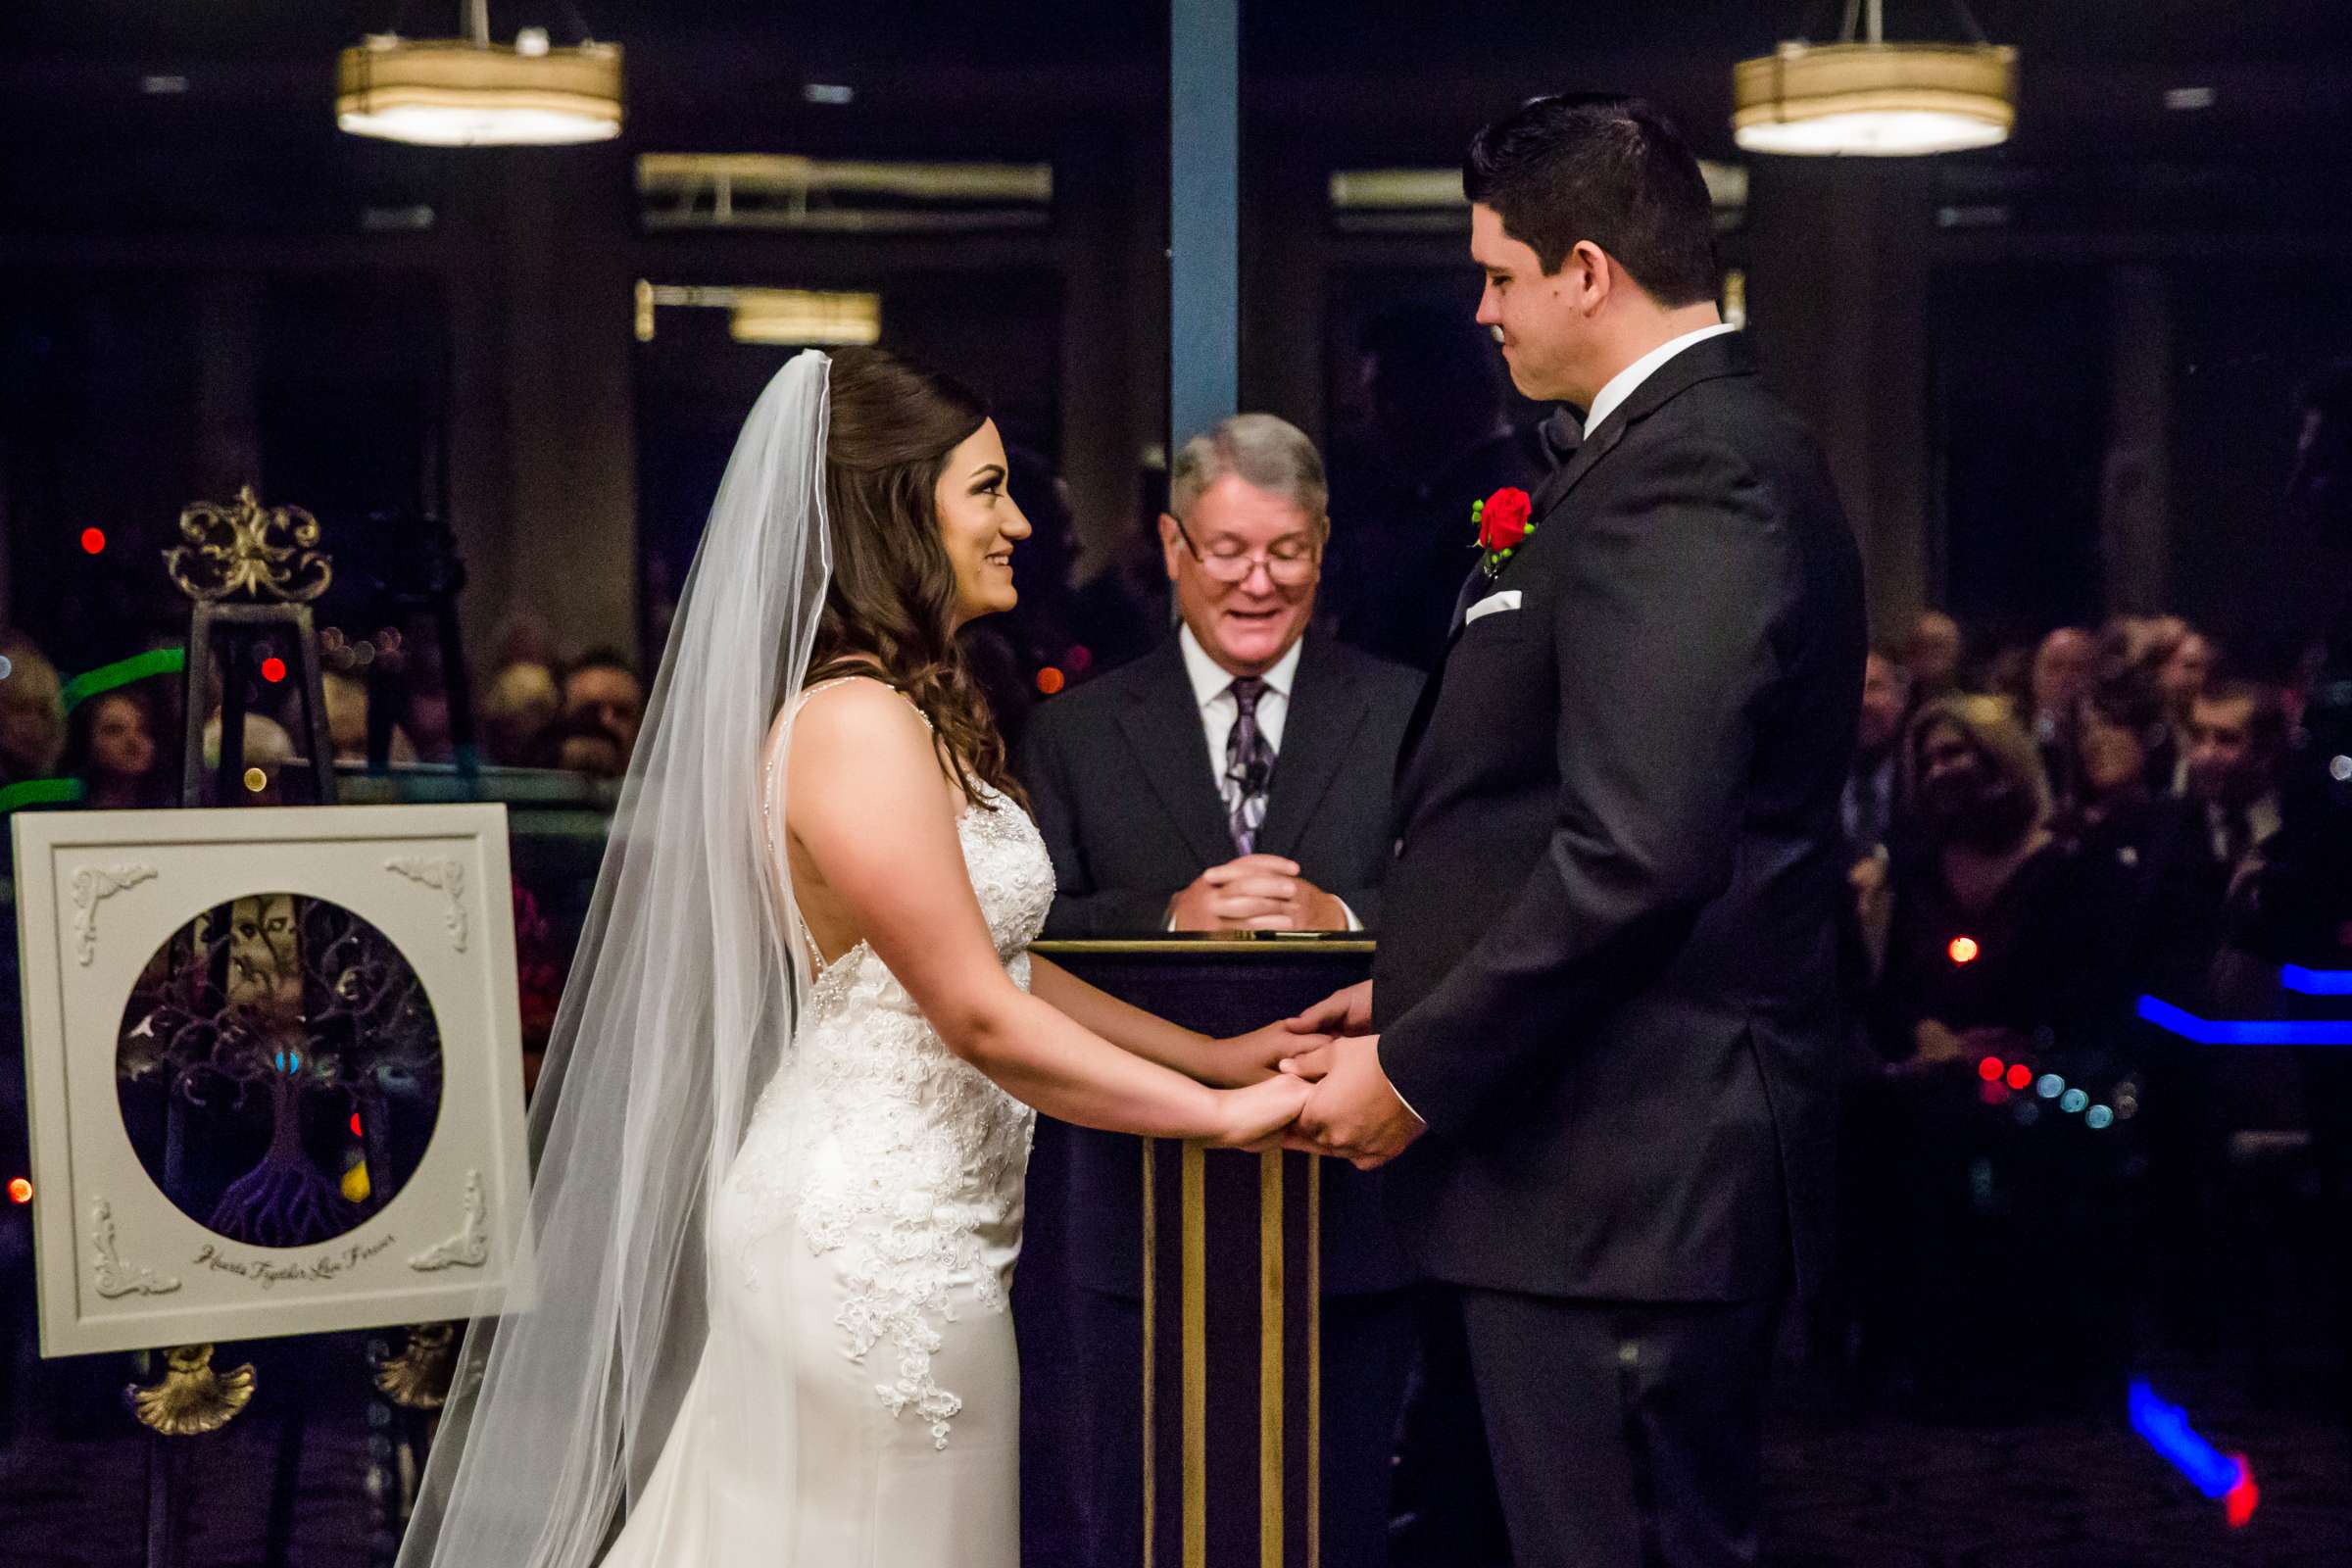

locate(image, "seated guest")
[[2158, 629, 2217, 736], [1901, 609, 1966, 705], [1018, 413, 1423, 1568], [2182, 677, 2287, 895], [321, 670, 418, 766], [63, 687, 172, 808], [1842, 648, 1910, 977], [200, 711, 298, 806], [479, 661, 560, 767], [2056, 663, 2223, 1002], [1861, 697, 2114, 1411], [0, 633, 67, 787], [2027, 625, 2096, 799], [1875, 695, 2085, 1074], [559, 648, 645, 764]]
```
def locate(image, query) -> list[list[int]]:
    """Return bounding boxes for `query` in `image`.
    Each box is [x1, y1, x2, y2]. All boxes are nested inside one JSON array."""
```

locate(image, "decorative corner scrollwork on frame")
[[90, 1196, 182, 1299], [384, 856, 468, 954], [164, 484, 332, 603], [72, 863, 158, 967], [408, 1170, 489, 1272]]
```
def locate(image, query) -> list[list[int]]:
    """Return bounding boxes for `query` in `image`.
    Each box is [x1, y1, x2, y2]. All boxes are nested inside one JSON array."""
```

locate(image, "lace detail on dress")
[[729, 777, 1053, 1447]]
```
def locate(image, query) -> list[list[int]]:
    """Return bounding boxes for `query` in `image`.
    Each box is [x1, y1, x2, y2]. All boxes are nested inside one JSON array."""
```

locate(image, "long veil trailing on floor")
[[398, 351, 834, 1567]]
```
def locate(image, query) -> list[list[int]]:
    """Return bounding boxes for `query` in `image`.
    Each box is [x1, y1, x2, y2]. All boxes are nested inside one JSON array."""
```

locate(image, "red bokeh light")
[[7, 1177, 30, 1204], [2225, 1456, 2259, 1529], [1035, 666, 1066, 696], [1948, 936, 1981, 965], [260, 657, 288, 684], [349, 1112, 363, 1138], [79, 527, 106, 556], [2005, 1063, 2034, 1091], [1978, 1056, 2004, 1082]]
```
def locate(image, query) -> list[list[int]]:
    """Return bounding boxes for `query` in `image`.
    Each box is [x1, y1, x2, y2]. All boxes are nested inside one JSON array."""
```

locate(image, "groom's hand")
[[1286, 979, 1372, 1038], [1282, 1036, 1425, 1170]]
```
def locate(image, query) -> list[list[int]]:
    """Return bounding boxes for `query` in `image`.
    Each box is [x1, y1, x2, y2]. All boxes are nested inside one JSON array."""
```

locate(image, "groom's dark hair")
[[1463, 94, 1718, 308]]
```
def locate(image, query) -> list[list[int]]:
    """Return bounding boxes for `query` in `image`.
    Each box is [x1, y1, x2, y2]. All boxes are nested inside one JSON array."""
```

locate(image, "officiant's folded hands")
[[1167, 854, 1351, 932]]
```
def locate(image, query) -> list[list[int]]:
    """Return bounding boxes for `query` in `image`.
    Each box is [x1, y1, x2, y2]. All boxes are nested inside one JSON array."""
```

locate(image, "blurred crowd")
[[1833, 604, 2330, 1416]]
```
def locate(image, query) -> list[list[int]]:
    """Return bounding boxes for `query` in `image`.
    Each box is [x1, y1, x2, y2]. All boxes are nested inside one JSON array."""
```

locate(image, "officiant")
[[1016, 413, 1422, 1567]]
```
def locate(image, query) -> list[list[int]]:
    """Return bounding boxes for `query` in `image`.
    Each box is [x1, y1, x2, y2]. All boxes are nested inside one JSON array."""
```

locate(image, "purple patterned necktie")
[[1223, 676, 1275, 855]]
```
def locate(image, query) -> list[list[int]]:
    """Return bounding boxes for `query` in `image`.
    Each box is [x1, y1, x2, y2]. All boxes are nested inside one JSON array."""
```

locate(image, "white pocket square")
[[1464, 590, 1522, 624]]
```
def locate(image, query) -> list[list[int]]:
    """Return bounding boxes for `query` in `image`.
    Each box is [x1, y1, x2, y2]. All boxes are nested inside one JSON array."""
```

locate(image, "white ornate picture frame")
[[10, 804, 533, 1355]]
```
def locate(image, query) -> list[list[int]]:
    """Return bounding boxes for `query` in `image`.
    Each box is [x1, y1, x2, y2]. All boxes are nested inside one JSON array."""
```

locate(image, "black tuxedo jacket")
[[1376, 332, 1867, 1304], [1019, 630, 1424, 1296]]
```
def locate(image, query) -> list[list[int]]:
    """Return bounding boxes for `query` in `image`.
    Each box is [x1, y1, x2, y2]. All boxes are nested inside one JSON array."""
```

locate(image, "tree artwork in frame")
[[9, 804, 534, 1356]]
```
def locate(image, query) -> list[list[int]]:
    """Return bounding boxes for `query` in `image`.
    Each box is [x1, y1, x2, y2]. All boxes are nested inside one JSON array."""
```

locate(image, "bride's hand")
[[1208, 1072, 1312, 1151], [1208, 1021, 1334, 1087]]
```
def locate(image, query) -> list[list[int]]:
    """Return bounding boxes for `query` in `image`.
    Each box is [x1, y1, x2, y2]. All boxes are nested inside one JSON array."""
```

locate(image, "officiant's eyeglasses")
[[1170, 515, 1321, 587]]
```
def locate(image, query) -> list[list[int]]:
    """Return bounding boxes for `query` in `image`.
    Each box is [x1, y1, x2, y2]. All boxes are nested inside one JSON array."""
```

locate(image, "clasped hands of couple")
[[1168, 854, 1421, 1169], [1210, 978, 1423, 1171]]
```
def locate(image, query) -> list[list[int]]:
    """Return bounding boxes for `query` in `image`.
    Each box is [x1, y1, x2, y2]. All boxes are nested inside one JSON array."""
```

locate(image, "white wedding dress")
[[599, 726, 1054, 1566]]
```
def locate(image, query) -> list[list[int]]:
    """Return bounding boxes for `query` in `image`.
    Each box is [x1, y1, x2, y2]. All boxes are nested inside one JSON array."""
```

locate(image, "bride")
[[399, 348, 1312, 1567]]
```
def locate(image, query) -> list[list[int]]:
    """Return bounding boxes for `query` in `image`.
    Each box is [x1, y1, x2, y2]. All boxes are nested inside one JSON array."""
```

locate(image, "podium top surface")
[[1031, 933, 1374, 956]]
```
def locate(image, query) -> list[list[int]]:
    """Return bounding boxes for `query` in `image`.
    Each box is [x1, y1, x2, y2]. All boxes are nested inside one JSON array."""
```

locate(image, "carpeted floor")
[[1, 1348, 2346, 1566]]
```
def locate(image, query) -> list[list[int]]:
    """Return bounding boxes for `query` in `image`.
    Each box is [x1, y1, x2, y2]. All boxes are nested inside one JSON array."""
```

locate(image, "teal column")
[[1170, 0, 1240, 449]]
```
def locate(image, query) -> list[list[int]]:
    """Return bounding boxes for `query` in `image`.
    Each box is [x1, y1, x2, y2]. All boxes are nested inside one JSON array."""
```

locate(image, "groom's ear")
[[1566, 240, 1613, 312], [1157, 513, 1185, 581]]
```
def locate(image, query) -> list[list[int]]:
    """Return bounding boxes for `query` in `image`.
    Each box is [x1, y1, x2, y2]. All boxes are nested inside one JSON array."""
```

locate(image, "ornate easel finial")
[[165, 485, 333, 603]]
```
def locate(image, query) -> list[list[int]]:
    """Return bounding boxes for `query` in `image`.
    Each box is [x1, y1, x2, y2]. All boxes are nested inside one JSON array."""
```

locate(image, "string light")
[[7, 1178, 30, 1204], [1035, 666, 1066, 696], [243, 767, 269, 794], [2004, 1063, 2033, 1091], [261, 657, 288, 684], [1977, 1055, 2004, 1082], [2280, 965, 2352, 997], [80, 527, 107, 555], [2129, 1381, 2259, 1529], [2138, 996, 2352, 1046], [1948, 935, 1981, 964]]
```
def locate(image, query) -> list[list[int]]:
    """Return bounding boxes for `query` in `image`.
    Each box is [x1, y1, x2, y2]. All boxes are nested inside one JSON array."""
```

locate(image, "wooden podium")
[[1030, 935, 1375, 1568]]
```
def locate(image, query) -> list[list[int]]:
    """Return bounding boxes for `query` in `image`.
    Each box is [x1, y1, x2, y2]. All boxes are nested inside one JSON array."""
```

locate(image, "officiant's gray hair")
[[1170, 414, 1330, 540]]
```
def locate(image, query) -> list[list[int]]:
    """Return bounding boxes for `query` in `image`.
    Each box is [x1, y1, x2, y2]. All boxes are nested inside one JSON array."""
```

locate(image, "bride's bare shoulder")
[[779, 677, 942, 799]]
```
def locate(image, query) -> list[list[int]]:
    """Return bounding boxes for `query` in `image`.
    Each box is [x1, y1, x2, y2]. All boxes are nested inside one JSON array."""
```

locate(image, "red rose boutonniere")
[[1472, 486, 1534, 578]]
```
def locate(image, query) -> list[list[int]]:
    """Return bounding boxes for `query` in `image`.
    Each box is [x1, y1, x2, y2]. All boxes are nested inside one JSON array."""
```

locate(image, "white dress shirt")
[[1578, 321, 1740, 443], [1172, 625, 1359, 930]]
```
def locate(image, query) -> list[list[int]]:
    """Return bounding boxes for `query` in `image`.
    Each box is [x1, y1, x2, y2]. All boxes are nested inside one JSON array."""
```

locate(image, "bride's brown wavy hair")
[[808, 346, 1024, 809]]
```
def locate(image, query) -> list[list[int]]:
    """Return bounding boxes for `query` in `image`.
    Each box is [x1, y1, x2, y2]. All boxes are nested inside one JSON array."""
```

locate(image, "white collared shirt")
[[1171, 624, 1358, 931], [1578, 321, 1740, 444], [1179, 621, 1302, 765]]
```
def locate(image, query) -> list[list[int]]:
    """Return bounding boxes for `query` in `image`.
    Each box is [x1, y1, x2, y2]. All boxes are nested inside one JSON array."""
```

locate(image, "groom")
[[1285, 95, 1865, 1566]]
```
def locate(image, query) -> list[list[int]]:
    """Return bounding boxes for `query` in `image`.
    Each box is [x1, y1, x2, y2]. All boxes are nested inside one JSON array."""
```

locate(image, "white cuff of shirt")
[[1376, 1040, 1428, 1127]]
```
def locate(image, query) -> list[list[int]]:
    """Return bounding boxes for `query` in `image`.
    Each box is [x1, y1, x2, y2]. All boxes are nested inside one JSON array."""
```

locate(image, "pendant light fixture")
[[338, 1, 622, 147], [1733, 0, 2015, 157]]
